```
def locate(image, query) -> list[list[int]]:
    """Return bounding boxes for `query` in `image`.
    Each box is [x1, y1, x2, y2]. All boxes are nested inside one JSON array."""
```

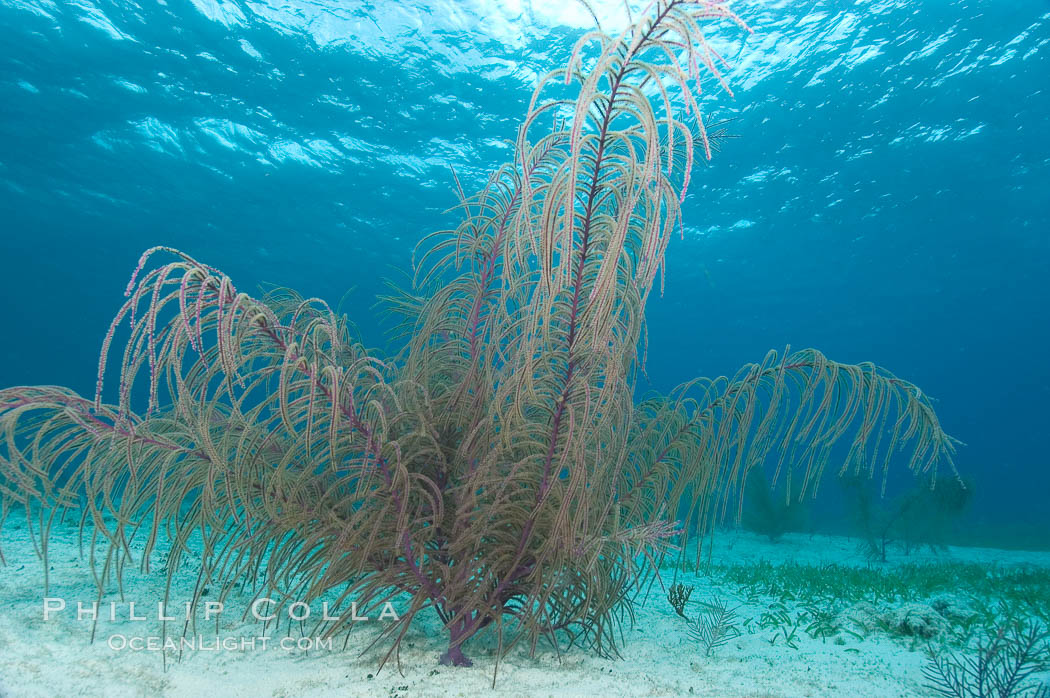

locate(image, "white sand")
[[1, 518, 1047, 698]]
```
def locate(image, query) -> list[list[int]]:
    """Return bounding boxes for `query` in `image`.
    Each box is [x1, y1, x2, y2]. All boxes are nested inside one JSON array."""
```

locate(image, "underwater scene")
[[0, 0, 1048, 696]]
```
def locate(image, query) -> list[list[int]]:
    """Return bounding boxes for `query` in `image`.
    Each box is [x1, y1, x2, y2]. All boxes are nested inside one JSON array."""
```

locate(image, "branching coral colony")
[[0, 0, 958, 676]]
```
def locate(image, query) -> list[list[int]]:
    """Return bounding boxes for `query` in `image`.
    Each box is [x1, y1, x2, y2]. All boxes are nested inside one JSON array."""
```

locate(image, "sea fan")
[[0, 0, 958, 676], [924, 618, 1050, 698]]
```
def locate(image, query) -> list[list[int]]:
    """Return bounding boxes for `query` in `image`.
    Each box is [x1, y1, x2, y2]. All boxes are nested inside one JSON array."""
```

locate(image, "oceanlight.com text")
[[106, 634, 337, 652]]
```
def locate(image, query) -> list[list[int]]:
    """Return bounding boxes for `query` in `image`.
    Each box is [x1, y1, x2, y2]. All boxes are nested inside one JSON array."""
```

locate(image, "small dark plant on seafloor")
[[0, 0, 959, 678], [923, 617, 1050, 698], [668, 582, 694, 619]]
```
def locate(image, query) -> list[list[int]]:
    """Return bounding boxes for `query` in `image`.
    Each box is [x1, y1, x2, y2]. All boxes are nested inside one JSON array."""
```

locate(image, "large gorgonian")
[[0, 0, 958, 675]]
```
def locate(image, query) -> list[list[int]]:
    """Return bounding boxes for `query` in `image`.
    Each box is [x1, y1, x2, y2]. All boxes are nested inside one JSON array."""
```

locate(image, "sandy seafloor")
[[0, 514, 1047, 698]]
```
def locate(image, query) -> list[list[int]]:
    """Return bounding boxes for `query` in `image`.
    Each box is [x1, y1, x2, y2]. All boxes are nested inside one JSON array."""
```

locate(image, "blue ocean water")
[[0, 0, 1047, 546]]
